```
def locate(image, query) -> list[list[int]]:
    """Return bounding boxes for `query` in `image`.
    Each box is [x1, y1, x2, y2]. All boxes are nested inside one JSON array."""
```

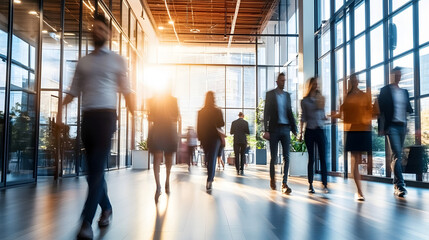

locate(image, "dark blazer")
[[230, 118, 250, 145], [378, 84, 413, 132], [197, 106, 225, 147], [264, 89, 297, 134]]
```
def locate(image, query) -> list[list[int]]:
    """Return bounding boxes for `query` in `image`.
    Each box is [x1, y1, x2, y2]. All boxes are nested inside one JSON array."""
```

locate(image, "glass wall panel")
[[355, 34, 366, 72], [370, 0, 383, 26], [336, 48, 344, 81], [111, 0, 121, 24], [371, 66, 385, 176], [258, 36, 280, 65], [7, 0, 39, 183], [129, 13, 136, 46], [370, 24, 384, 66], [321, 29, 330, 56], [137, 24, 143, 54], [354, 1, 365, 36], [122, 1, 129, 36], [243, 67, 256, 108], [319, 54, 332, 171], [81, 0, 95, 56], [226, 67, 243, 108], [392, 0, 411, 12], [111, 22, 120, 54], [391, 6, 413, 57], [119, 96, 126, 167], [206, 66, 226, 108], [321, 0, 330, 21], [420, 46, 429, 95], [41, 0, 61, 89], [420, 0, 429, 45], [335, 0, 343, 12], [421, 97, 429, 181], [335, 19, 343, 47]]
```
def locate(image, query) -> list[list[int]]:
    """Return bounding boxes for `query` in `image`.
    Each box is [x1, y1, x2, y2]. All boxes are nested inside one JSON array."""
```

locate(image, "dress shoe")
[[282, 183, 292, 194], [98, 209, 112, 228], [77, 221, 93, 240], [270, 179, 276, 190], [240, 170, 244, 175], [236, 170, 240, 175], [394, 186, 407, 197], [355, 193, 365, 201], [206, 181, 213, 190], [308, 184, 315, 194], [323, 186, 329, 194]]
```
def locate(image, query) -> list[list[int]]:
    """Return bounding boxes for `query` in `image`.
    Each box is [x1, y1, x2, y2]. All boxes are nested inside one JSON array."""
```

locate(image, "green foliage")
[[137, 140, 148, 151], [256, 99, 266, 149], [290, 112, 306, 152], [423, 147, 429, 173]]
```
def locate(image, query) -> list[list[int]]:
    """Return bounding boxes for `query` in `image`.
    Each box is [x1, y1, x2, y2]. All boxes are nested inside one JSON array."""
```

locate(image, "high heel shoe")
[[154, 187, 162, 203]]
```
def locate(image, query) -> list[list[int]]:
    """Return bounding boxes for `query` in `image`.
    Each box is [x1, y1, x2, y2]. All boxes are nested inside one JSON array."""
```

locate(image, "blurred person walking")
[[299, 77, 329, 194], [197, 91, 225, 190], [61, 14, 135, 240], [230, 112, 250, 175], [332, 74, 372, 200], [147, 90, 180, 202], [377, 67, 413, 197], [263, 73, 298, 194], [186, 126, 198, 169]]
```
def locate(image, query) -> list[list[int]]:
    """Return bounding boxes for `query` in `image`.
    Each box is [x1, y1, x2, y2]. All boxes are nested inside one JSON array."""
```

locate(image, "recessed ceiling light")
[[14, 0, 22, 4], [168, 20, 174, 25], [190, 29, 200, 33], [28, 11, 38, 15], [42, 30, 48, 33], [158, 26, 164, 30]]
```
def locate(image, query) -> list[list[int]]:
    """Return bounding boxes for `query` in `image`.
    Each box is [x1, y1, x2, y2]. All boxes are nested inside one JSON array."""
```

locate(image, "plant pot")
[[227, 157, 235, 165], [132, 150, 149, 170], [289, 152, 308, 176], [256, 149, 267, 165]]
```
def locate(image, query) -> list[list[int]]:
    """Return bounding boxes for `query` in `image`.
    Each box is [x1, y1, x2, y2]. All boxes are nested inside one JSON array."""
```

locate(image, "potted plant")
[[256, 99, 267, 165], [289, 114, 308, 176], [132, 139, 149, 170]]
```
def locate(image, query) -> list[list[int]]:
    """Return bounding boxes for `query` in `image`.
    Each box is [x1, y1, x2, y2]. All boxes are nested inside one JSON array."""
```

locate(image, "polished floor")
[[1, 164, 429, 240]]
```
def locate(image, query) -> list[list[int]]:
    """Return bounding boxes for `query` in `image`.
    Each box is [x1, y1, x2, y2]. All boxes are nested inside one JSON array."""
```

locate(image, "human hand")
[[262, 132, 270, 140]]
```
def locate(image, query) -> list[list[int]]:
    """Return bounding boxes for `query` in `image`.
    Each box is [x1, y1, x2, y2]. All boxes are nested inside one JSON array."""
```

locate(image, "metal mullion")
[[59, 0, 68, 177], [76, 0, 83, 175], [383, 0, 392, 178], [330, 0, 337, 173]]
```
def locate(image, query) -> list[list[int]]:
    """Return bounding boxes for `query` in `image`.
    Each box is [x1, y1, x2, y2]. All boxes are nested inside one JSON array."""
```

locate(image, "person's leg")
[[351, 151, 364, 197], [153, 151, 163, 191], [234, 143, 240, 173], [81, 112, 115, 225], [269, 131, 280, 184], [387, 126, 406, 190], [165, 152, 173, 190], [316, 128, 328, 187], [240, 144, 246, 172], [304, 129, 316, 185], [279, 127, 291, 185]]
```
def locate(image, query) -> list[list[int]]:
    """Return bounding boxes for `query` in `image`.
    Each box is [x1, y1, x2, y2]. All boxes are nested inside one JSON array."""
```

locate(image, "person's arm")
[[245, 121, 250, 135], [299, 99, 306, 141], [217, 108, 225, 128], [117, 56, 135, 114], [124, 92, 136, 114], [405, 90, 413, 114], [287, 93, 297, 136], [230, 121, 235, 135], [263, 92, 270, 140]]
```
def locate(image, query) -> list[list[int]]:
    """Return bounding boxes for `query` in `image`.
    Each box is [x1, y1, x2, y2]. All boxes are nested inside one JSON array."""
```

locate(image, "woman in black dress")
[[197, 91, 225, 190], [147, 92, 180, 202]]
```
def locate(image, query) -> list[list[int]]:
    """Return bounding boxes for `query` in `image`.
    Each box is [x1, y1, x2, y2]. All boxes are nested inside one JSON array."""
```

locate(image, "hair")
[[347, 73, 359, 94], [391, 66, 403, 74], [304, 77, 318, 98], [204, 91, 215, 108], [277, 72, 285, 81], [238, 112, 244, 117], [94, 13, 109, 27]]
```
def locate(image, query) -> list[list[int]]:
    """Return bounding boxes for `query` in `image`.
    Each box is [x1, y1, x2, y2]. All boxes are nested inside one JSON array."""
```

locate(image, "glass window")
[[420, 46, 429, 95], [321, 29, 330, 56], [392, 0, 411, 13], [335, 19, 343, 47], [320, 54, 331, 115], [111, 22, 121, 54], [41, 0, 61, 89], [371, 65, 385, 98], [355, 34, 366, 72], [393, 53, 414, 97], [335, 0, 343, 12], [371, 65, 385, 176], [354, 2, 365, 36], [122, 1, 129, 36], [321, 0, 330, 21], [244, 67, 256, 108], [226, 67, 243, 108], [370, 24, 384, 66], [112, 0, 121, 24], [420, 0, 429, 45], [11, 64, 35, 91], [130, 13, 136, 46], [336, 48, 344, 81], [12, 36, 29, 67], [137, 24, 144, 54], [346, 43, 350, 76], [346, 12, 350, 42], [81, 0, 95, 56], [258, 36, 280, 65], [370, 0, 383, 26], [421, 97, 429, 147], [391, 6, 413, 57], [206, 66, 226, 108]]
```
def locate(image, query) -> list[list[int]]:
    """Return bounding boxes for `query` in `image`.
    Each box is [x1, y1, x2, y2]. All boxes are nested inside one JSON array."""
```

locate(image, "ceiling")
[[144, 0, 280, 44]]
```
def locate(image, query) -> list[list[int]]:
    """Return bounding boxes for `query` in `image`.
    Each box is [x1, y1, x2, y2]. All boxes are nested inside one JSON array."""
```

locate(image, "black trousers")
[[304, 128, 327, 187], [234, 143, 246, 172], [81, 110, 116, 224]]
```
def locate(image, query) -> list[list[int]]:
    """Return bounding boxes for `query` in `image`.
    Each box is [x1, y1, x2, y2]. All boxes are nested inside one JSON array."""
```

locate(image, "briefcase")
[[402, 145, 425, 174]]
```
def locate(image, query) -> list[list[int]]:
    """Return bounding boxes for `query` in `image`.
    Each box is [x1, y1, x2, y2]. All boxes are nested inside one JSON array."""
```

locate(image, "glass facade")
[[0, 0, 149, 186], [316, 0, 429, 182]]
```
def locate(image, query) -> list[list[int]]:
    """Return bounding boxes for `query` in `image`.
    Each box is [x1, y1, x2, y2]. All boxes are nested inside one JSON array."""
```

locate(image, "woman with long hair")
[[197, 91, 225, 190], [334, 74, 372, 201], [147, 92, 180, 203], [299, 77, 329, 194]]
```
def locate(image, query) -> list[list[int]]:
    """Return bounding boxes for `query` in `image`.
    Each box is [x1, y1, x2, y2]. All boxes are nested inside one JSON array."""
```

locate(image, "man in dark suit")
[[230, 112, 250, 175], [263, 72, 297, 194], [378, 67, 413, 197]]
